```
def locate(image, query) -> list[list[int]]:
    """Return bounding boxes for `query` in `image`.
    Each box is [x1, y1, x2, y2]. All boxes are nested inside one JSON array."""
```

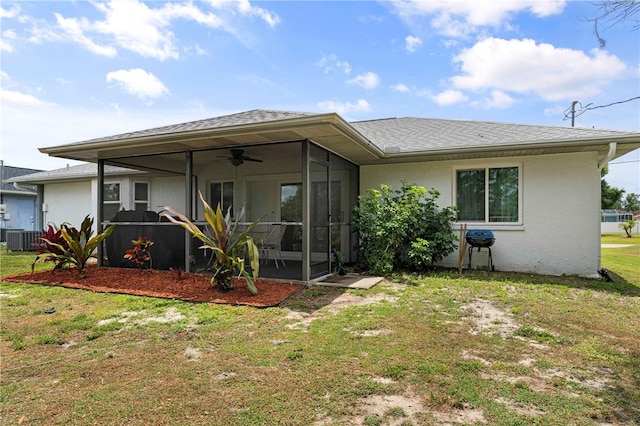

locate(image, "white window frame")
[[132, 181, 150, 212], [453, 163, 523, 225]]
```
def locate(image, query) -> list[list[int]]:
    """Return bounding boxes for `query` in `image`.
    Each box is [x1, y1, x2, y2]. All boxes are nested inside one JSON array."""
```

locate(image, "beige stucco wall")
[[43, 181, 93, 228], [360, 152, 601, 277]]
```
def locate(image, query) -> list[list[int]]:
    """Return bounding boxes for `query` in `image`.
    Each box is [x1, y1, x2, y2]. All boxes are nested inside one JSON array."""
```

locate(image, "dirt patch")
[[285, 292, 398, 331], [1, 266, 305, 308], [460, 298, 519, 338]]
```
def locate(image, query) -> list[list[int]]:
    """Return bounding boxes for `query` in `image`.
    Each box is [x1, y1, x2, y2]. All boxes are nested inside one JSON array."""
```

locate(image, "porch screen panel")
[[281, 183, 302, 251]]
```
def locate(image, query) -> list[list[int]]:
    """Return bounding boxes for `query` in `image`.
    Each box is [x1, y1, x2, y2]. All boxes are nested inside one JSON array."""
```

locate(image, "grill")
[[465, 229, 495, 271]]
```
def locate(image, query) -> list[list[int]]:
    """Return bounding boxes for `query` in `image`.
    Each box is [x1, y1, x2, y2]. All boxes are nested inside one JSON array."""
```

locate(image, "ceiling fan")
[[219, 149, 263, 167]]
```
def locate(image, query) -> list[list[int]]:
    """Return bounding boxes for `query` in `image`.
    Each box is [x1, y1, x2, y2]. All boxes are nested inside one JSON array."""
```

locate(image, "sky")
[[1, 0, 639, 194]]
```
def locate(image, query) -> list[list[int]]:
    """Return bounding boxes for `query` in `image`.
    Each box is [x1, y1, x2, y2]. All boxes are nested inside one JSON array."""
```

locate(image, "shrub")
[[32, 215, 117, 278], [124, 236, 154, 269], [352, 182, 458, 275]]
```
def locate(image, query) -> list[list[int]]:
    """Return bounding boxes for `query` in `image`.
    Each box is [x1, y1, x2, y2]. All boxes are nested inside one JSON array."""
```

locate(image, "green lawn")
[[1, 234, 638, 425]]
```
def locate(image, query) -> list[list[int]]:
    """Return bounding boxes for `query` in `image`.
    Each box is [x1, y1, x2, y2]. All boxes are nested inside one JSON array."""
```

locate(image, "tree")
[[601, 167, 625, 209], [622, 193, 640, 212], [589, 0, 640, 47], [619, 219, 638, 237]]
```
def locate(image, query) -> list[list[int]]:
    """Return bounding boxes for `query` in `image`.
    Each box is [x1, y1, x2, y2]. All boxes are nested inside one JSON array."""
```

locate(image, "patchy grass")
[[1, 238, 639, 425]]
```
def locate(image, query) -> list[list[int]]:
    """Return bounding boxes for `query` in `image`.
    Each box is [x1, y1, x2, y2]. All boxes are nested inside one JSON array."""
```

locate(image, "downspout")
[[596, 142, 617, 275], [97, 160, 105, 266], [598, 142, 617, 170], [184, 151, 193, 272]]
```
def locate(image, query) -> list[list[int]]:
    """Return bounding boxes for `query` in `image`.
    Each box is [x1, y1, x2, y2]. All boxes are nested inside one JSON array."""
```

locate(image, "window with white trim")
[[133, 182, 149, 211], [103, 182, 121, 221], [210, 181, 234, 217], [456, 166, 520, 223]]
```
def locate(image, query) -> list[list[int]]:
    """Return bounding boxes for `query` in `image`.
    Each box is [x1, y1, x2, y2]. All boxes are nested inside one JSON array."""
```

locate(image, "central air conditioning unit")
[[0, 204, 7, 214]]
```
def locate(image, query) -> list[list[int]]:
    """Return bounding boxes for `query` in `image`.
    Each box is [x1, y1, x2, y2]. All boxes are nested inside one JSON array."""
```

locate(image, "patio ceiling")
[[39, 113, 384, 174]]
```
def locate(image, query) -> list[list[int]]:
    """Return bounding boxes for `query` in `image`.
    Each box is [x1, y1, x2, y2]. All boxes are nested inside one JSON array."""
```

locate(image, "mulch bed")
[[1, 266, 306, 308]]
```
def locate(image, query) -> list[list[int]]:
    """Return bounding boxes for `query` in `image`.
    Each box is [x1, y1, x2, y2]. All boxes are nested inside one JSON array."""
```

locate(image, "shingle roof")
[[350, 117, 638, 153], [74, 109, 316, 145], [0, 164, 43, 193], [3, 163, 143, 184]]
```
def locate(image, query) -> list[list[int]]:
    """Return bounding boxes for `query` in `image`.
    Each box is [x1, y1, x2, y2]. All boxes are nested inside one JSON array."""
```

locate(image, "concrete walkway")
[[602, 244, 634, 248], [316, 273, 384, 289]]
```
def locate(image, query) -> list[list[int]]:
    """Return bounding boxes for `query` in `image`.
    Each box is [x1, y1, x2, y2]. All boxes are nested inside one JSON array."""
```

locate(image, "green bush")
[[353, 182, 458, 275]]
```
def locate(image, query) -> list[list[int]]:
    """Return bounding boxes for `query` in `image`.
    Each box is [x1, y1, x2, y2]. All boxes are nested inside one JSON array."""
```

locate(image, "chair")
[[261, 224, 287, 268]]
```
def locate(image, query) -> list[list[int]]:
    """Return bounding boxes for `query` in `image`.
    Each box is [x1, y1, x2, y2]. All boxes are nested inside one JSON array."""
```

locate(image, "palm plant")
[[160, 192, 262, 295]]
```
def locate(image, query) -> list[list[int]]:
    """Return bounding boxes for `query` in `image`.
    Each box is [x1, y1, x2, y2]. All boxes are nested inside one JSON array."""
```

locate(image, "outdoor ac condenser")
[[0, 204, 7, 214]]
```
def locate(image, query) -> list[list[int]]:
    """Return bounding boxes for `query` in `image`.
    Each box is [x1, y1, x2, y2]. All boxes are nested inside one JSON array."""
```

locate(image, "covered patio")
[[39, 110, 382, 281]]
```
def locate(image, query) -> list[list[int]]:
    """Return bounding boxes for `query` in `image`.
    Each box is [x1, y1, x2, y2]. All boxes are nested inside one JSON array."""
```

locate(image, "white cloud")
[[391, 83, 410, 93], [347, 72, 380, 89], [0, 5, 20, 18], [106, 68, 169, 100], [0, 89, 53, 106], [55, 13, 117, 57], [20, 0, 279, 61], [430, 89, 468, 106], [0, 30, 16, 52], [405, 35, 422, 53], [392, 0, 566, 38], [482, 90, 515, 109], [317, 99, 371, 114], [450, 38, 627, 101], [232, 0, 280, 27], [317, 54, 351, 74]]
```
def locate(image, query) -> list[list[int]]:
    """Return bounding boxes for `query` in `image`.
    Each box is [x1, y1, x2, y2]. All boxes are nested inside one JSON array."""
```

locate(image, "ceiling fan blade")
[[243, 157, 263, 162]]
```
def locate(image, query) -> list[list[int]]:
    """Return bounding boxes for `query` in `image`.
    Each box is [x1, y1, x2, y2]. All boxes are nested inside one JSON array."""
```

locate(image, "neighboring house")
[[8, 109, 640, 280], [601, 209, 639, 234], [3, 163, 149, 230], [0, 161, 43, 240]]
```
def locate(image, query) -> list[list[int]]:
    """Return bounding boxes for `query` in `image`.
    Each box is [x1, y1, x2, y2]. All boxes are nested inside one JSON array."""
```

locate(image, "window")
[[210, 181, 234, 216], [103, 183, 121, 221], [456, 166, 519, 223], [134, 182, 149, 211]]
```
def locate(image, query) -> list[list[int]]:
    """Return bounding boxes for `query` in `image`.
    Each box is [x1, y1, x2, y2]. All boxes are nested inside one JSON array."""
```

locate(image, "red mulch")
[[1, 266, 306, 308]]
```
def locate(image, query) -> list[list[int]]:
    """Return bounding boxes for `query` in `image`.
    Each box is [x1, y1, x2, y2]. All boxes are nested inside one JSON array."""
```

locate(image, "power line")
[[609, 159, 640, 164], [563, 96, 640, 125]]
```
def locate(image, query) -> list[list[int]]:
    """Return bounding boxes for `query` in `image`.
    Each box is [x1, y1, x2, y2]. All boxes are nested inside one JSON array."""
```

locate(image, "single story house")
[[8, 109, 640, 281], [0, 162, 43, 240]]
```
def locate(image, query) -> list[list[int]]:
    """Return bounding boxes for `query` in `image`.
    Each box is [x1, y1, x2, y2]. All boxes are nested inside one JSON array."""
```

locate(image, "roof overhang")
[[39, 113, 385, 166], [369, 134, 640, 165]]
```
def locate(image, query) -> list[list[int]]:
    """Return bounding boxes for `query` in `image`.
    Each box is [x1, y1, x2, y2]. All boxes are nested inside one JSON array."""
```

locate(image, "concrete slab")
[[602, 244, 634, 248], [314, 273, 384, 289]]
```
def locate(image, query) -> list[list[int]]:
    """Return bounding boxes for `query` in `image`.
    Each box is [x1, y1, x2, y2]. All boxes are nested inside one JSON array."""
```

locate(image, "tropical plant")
[[160, 192, 262, 295], [32, 223, 69, 270], [32, 215, 117, 278], [124, 236, 154, 269], [618, 219, 638, 237], [353, 182, 458, 275]]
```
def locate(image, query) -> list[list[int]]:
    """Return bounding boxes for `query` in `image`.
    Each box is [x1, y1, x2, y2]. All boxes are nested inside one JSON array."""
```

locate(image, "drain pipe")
[[598, 142, 617, 170], [596, 142, 617, 278]]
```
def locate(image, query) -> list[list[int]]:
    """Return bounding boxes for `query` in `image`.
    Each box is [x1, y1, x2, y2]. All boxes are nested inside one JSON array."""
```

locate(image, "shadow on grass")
[[391, 267, 640, 297], [280, 285, 350, 314]]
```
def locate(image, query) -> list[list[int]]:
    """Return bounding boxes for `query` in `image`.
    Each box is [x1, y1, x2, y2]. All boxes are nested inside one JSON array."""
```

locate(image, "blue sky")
[[1, 0, 639, 194]]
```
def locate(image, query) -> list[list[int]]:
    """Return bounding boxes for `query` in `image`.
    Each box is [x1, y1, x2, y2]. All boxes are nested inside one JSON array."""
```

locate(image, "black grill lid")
[[465, 229, 495, 247]]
